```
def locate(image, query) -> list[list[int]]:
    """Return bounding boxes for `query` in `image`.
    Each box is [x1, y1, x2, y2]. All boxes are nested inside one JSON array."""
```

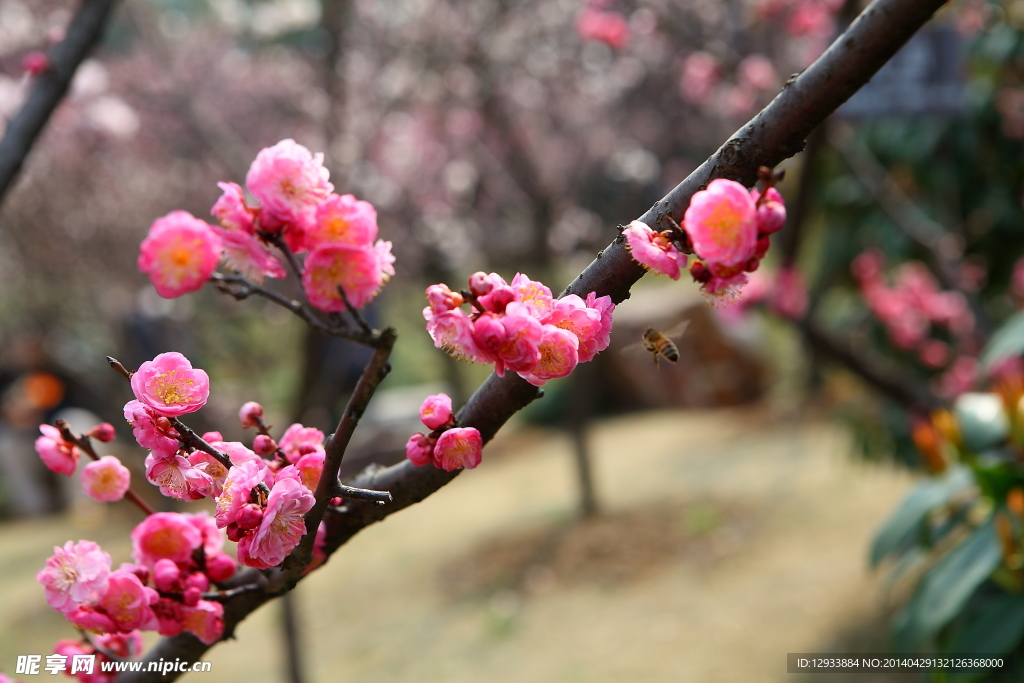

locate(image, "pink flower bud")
[[330, 496, 344, 506], [468, 272, 493, 296], [89, 423, 116, 442], [478, 286, 516, 313], [238, 401, 264, 428], [406, 433, 434, 466], [225, 523, 246, 543], [753, 187, 787, 235], [22, 50, 50, 76], [185, 572, 210, 593], [236, 503, 264, 530], [419, 393, 454, 431], [183, 586, 202, 606], [204, 552, 237, 583], [201, 431, 223, 443], [153, 559, 182, 593], [253, 434, 278, 455]]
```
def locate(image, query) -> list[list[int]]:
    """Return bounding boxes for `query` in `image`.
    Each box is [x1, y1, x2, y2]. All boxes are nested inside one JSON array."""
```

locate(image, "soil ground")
[[0, 406, 917, 682]]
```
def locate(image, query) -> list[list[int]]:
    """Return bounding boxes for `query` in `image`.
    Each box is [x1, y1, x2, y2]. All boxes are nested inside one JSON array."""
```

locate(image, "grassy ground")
[[0, 406, 915, 682]]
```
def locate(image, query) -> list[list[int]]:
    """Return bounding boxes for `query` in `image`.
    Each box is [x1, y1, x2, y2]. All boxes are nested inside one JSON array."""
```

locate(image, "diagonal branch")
[[116, 0, 950, 678], [0, 0, 120, 206]]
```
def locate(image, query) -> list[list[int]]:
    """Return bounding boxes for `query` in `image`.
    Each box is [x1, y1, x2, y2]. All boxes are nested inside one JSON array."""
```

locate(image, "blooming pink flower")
[[145, 451, 210, 501], [406, 433, 434, 466], [623, 221, 686, 280], [425, 307, 481, 361], [131, 513, 202, 567], [37, 540, 112, 612], [680, 52, 720, 105], [138, 211, 222, 299], [294, 451, 325, 491], [81, 456, 131, 503], [305, 193, 378, 250], [212, 225, 286, 283], [238, 401, 264, 428], [684, 179, 759, 269], [544, 295, 601, 348], [123, 400, 179, 457], [477, 284, 516, 314], [518, 326, 581, 386], [245, 139, 333, 238], [510, 273, 554, 319], [184, 511, 224, 556], [94, 630, 144, 659], [420, 393, 454, 430], [186, 451, 229, 499], [35, 424, 79, 476], [179, 600, 224, 645], [211, 182, 255, 234], [303, 242, 393, 311], [237, 476, 314, 568], [96, 570, 158, 632], [278, 424, 325, 464], [433, 427, 483, 471], [473, 307, 544, 376], [215, 460, 268, 528], [66, 604, 118, 633], [130, 352, 210, 418], [579, 292, 615, 363], [575, 8, 631, 50]]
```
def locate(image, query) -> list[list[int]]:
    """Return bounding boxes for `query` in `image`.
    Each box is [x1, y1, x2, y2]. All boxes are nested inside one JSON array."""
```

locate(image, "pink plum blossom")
[[433, 427, 483, 471], [420, 393, 454, 430], [579, 292, 615, 363], [425, 284, 464, 316], [187, 451, 230, 498], [278, 424, 325, 464], [544, 295, 601, 348], [473, 306, 544, 376], [406, 434, 434, 466], [130, 352, 210, 417], [36, 540, 112, 612], [519, 325, 581, 386], [212, 225, 286, 283], [623, 221, 686, 279], [303, 242, 393, 311], [245, 139, 333, 237], [210, 182, 255, 234], [35, 424, 79, 476], [96, 570, 158, 632], [306, 193, 378, 250], [81, 456, 131, 503], [510, 273, 554, 319], [123, 400, 179, 457], [237, 475, 315, 569], [184, 511, 224, 556], [94, 630, 144, 659], [145, 451, 210, 501], [179, 600, 224, 645], [215, 460, 268, 528], [138, 211, 222, 299], [425, 308, 481, 361], [295, 451, 325, 491], [684, 179, 758, 268], [131, 513, 202, 567]]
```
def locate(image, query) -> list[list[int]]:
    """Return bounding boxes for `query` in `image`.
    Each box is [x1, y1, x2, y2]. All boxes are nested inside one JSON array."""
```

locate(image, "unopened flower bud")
[[205, 552, 237, 583], [753, 236, 771, 260], [225, 523, 246, 543], [201, 431, 223, 443], [330, 496, 344, 506], [689, 260, 711, 283], [153, 558, 182, 593], [239, 401, 264, 428], [182, 586, 202, 606], [236, 503, 264, 530], [185, 572, 210, 593], [253, 434, 278, 455], [22, 50, 50, 76], [89, 423, 116, 442], [478, 286, 515, 313], [468, 272, 493, 296]]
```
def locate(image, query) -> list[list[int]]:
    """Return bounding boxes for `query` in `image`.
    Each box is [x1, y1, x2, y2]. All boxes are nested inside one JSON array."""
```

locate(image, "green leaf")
[[894, 520, 1002, 651], [871, 466, 974, 567], [954, 393, 1010, 452], [980, 310, 1024, 375], [947, 590, 1024, 683]]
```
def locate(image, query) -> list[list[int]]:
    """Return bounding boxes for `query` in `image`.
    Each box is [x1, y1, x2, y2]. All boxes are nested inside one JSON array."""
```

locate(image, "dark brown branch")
[[54, 420, 156, 516], [333, 482, 393, 504], [116, 0, 949, 678], [167, 418, 234, 470], [0, 0, 119, 206]]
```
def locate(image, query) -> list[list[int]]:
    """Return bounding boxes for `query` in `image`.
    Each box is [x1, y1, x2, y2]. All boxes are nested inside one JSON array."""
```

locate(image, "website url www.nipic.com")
[[15, 655, 212, 676]]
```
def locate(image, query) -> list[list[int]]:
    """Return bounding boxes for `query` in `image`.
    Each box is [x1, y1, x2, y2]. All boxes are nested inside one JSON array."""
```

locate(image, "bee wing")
[[663, 320, 691, 341], [621, 340, 648, 357]]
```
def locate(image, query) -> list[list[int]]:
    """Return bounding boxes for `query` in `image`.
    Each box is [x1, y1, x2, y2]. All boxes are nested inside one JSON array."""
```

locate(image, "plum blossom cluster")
[[851, 249, 979, 397], [36, 514, 230, 654], [423, 272, 614, 387], [624, 176, 786, 305], [406, 394, 484, 471], [35, 421, 129, 503], [138, 139, 394, 311]]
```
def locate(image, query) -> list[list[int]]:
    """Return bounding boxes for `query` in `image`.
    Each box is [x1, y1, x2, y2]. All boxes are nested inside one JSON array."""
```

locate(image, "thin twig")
[[332, 482, 392, 504], [54, 420, 156, 516], [336, 285, 374, 335], [262, 232, 306, 284], [168, 418, 234, 470]]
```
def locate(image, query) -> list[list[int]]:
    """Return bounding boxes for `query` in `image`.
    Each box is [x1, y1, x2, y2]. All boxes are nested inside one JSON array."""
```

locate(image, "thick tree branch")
[[116, 0, 949, 678], [0, 0, 119, 206]]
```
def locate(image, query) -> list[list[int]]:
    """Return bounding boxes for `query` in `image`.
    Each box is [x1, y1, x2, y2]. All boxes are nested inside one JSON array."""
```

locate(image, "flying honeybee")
[[623, 321, 690, 367]]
